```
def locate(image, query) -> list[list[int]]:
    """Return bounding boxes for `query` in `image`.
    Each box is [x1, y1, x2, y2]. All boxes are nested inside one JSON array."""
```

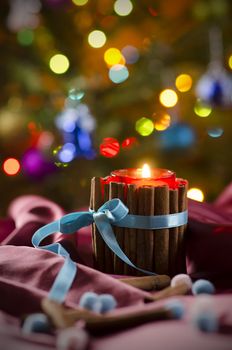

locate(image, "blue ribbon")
[[32, 199, 188, 303]]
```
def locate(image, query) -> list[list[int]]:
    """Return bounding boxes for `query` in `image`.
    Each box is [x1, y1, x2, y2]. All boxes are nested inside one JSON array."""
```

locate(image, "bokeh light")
[[72, 0, 88, 5], [121, 45, 139, 64], [104, 48, 123, 66], [154, 113, 171, 131], [88, 30, 106, 48], [207, 127, 224, 138], [114, 0, 133, 16], [17, 29, 34, 46], [159, 89, 178, 108], [135, 117, 154, 136], [100, 138, 120, 158], [3, 158, 20, 176], [68, 89, 85, 101], [194, 100, 212, 117], [49, 54, 70, 74], [109, 64, 129, 84], [175, 74, 192, 92], [121, 137, 137, 149], [187, 188, 204, 202], [228, 55, 232, 69], [58, 143, 76, 163]]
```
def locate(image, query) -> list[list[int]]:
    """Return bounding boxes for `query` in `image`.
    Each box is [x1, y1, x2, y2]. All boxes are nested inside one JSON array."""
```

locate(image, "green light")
[[135, 117, 154, 136], [194, 100, 212, 117], [17, 29, 34, 46]]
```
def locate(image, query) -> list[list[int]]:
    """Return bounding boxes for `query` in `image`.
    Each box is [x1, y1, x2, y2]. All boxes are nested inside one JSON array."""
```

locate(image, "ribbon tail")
[[93, 212, 156, 276]]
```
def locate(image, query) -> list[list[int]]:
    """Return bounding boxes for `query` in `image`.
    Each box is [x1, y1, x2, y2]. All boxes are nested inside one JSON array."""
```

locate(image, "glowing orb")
[[109, 64, 129, 84], [72, 0, 88, 5], [104, 48, 122, 66], [159, 89, 178, 108], [194, 100, 212, 117], [228, 55, 232, 69], [114, 0, 133, 16], [175, 74, 192, 92], [154, 113, 171, 131], [135, 117, 154, 136], [49, 54, 70, 74], [88, 30, 106, 48], [3, 158, 20, 176], [187, 188, 204, 202], [100, 138, 120, 158], [207, 127, 224, 138]]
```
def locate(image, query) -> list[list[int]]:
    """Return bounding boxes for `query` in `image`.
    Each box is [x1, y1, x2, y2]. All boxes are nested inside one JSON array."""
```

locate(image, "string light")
[[121, 45, 139, 64], [228, 55, 232, 69], [114, 0, 133, 16], [100, 138, 120, 158], [175, 74, 192, 92], [207, 127, 224, 138], [104, 48, 123, 66], [88, 30, 106, 48], [154, 113, 171, 131], [49, 54, 70, 74], [194, 100, 212, 117], [109, 64, 129, 84], [72, 0, 88, 6], [3, 158, 20, 176], [187, 188, 204, 202], [159, 89, 178, 108], [17, 29, 34, 46], [135, 117, 154, 136]]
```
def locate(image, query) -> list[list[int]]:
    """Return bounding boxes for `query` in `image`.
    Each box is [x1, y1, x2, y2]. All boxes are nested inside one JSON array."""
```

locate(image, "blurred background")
[[0, 0, 232, 214]]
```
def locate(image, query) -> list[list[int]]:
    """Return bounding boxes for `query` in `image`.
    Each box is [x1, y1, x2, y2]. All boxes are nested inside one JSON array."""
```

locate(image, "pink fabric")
[[0, 189, 232, 349]]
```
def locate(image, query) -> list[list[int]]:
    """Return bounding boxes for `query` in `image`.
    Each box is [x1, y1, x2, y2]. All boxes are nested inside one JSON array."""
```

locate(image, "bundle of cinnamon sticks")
[[90, 177, 187, 276]]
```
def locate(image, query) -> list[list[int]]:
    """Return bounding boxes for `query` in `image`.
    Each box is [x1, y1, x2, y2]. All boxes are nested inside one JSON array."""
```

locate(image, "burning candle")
[[90, 165, 188, 276]]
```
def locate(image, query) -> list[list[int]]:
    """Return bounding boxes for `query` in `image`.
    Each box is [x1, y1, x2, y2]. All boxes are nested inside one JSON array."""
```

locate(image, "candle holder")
[[90, 167, 188, 277]]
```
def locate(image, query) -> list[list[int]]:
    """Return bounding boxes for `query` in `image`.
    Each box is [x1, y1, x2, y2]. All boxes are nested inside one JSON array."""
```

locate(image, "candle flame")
[[142, 163, 151, 178]]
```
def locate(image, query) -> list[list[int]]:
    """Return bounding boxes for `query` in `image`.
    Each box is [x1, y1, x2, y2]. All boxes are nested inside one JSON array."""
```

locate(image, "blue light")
[[207, 127, 224, 138], [121, 45, 139, 64], [159, 123, 196, 150], [58, 143, 76, 163], [77, 129, 92, 151], [109, 64, 129, 84]]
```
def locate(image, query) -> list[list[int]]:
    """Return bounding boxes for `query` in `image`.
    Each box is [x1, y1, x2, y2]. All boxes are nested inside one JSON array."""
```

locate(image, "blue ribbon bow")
[[32, 199, 187, 303]]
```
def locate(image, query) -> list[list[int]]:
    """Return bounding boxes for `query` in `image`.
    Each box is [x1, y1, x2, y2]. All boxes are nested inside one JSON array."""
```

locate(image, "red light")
[[121, 137, 137, 149], [100, 138, 120, 158], [3, 158, 21, 175]]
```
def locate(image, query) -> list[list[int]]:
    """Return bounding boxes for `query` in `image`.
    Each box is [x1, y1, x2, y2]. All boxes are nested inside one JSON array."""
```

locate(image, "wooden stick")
[[124, 184, 137, 275], [91, 177, 105, 272], [42, 298, 173, 334], [168, 189, 179, 277], [154, 185, 169, 274], [137, 187, 147, 273], [118, 275, 170, 291], [145, 282, 190, 302], [89, 179, 96, 266], [144, 187, 155, 272], [177, 182, 188, 273], [104, 183, 114, 273], [114, 182, 125, 274]]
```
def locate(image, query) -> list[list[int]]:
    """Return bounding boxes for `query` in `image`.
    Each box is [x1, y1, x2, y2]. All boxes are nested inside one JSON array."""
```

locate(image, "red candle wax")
[[102, 168, 177, 188]]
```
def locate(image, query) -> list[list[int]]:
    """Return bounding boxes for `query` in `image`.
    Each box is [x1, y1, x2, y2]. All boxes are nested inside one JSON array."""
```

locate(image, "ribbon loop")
[[97, 199, 129, 222]]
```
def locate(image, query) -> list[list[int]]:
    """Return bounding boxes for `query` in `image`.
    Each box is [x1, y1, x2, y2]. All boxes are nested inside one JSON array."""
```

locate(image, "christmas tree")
[[0, 0, 232, 214]]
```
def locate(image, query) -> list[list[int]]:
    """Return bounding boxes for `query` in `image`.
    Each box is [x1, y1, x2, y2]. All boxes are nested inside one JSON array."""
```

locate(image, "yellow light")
[[159, 89, 178, 108], [114, 0, 133, 16], [104, 48, 122, 66], [135, 117, 154, 136], [187, 188, 204, 202], [194, 100, 212, 117], [154, 113, 171, 131], [49, 54, 70, 74], [72, 0, 88, 6], [228, 55, 232, 69], [142, 164, 151, 178], [175, 74, 192, 92], [88, 30, 106, 48]]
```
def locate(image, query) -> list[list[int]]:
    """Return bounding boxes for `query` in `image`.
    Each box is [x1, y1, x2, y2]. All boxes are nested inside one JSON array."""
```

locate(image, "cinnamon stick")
[[114, 182, 125, 274], [177, 182, 188, 273], [168, 189, 179, 276], [104, 182, 114, 273], [124, 184, 137, 275], [146, 282, 190, 302], [137, 187, 147, 273], [154, 185, 169, 274], [91, 177, 105, 272], [119, 275, 170, 291]]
